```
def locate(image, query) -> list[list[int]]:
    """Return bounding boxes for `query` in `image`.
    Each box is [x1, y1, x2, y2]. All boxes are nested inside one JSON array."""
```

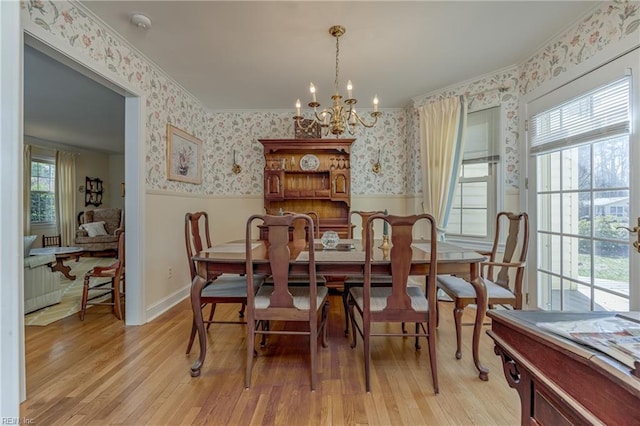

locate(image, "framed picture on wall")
[[166, 124, 203, 184]]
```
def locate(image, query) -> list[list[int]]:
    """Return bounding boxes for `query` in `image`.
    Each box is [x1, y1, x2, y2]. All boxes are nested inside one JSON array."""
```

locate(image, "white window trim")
[[445, 104, 504, 245], [30, 156, 56, 226]]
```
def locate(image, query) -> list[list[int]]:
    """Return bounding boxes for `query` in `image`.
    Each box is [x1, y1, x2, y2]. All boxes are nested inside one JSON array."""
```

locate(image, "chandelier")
[[294, 25, 381, 138]]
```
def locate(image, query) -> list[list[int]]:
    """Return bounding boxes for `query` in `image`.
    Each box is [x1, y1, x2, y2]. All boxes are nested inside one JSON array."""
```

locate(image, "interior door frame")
[[521, 46, 640, 310], [14, 18, 148, 402]]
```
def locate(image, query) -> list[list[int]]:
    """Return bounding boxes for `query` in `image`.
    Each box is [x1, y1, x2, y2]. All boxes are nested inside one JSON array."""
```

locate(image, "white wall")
[[109, 154, 125, 210], [144, 192, 263, 320], [1, 0, 24, 417]]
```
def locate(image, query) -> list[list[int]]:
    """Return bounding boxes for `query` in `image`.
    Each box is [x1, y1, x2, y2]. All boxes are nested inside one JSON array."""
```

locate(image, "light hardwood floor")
[[21, 294, 520, 425]]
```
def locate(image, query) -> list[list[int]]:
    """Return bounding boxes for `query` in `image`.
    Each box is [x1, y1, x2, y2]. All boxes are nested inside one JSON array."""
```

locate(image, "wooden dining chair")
[[284, 210, 320, 241], [267, 210, 326, 286], [436, 211, 529, 360], [42, 234, 61, 247], [347, 213, 440, 393], [80, 231, 125, 320], [245, 213, 329, 391], [342, 210, 392, 336], [184, 211, 264, 354]]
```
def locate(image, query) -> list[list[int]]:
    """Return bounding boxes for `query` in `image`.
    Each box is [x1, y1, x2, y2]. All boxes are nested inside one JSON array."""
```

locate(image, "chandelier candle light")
[[294, 25, 382, 138]]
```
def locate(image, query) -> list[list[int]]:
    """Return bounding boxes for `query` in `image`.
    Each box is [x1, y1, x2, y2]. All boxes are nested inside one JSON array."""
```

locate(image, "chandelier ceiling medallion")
[[294, 25, 381, 138]]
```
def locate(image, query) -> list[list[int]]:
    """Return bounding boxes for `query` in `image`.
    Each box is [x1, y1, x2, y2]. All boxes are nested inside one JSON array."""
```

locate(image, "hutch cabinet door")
[[264, 170, 284, 200], [331, 170, 350, 202]]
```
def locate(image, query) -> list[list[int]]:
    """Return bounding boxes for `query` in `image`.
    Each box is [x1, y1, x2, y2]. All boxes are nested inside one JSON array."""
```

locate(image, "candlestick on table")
[[383, 209, 389, 235]]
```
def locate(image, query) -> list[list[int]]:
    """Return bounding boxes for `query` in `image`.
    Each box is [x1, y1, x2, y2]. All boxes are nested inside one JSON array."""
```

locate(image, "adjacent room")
[[2, 0, 639, 424]]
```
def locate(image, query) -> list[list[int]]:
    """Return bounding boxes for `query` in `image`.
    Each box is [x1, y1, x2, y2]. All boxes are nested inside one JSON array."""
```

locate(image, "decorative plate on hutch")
[[300, 154, 320, 171]]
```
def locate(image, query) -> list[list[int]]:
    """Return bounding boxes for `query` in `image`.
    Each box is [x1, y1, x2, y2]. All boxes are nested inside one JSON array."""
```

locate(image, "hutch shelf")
[[259, 138, 354, 239]]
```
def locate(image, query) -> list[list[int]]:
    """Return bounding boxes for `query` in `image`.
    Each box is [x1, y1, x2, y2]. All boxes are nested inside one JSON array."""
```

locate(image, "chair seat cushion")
[[254, 285, 328, 310], [349, 286, 429, 312], [201, 274, 263, 298], [436, 275, 515, 301]]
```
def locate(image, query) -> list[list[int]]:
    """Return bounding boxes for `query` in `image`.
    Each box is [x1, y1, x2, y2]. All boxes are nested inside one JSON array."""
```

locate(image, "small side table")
[[30, 246, 84, 280]]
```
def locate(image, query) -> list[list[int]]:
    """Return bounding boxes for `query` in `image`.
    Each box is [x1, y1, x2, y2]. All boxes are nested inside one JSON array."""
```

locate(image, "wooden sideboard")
[[258, 138, 354, 239], [487, 310, 640, 425]]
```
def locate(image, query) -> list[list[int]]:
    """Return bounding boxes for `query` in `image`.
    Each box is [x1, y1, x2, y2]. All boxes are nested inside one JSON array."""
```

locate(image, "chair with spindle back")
[[80, 231, 125, 320], [42, 234, 61, 247]]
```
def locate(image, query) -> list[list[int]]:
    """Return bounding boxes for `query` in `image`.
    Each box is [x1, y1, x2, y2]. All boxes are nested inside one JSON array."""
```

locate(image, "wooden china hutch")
[[259, 138, 354, 239]]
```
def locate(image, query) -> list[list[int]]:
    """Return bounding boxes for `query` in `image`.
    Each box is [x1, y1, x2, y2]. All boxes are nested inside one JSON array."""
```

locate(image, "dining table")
[[190, 238, 489, 379]]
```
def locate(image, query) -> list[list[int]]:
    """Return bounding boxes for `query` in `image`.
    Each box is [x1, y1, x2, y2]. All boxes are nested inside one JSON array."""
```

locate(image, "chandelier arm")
[[294, 116, 320, 131], [312, 109, 333, 123], [293, 25, 381, 138], [352, 111, 381, 128]]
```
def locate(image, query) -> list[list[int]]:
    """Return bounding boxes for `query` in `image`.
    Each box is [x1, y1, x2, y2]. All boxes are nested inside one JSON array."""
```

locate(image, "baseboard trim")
[[145, 285, 190, 323]]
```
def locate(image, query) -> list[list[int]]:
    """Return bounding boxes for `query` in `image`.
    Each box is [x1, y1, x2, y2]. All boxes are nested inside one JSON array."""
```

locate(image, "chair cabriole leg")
[[453, 306, 464, 359]]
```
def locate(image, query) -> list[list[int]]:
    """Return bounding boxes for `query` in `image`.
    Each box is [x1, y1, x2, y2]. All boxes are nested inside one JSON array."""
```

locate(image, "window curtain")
[[24, 144, 32, 235], [55, 151, 76, 246], [418, 96, 467, 240]]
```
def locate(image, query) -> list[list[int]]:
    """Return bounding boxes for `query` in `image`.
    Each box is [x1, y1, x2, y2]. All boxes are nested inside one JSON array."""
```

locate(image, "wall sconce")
[[232, 149, 242, 174], [372, 149, 382, 174]]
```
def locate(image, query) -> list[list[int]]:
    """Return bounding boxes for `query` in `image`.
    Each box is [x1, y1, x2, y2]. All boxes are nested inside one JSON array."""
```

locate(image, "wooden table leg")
[[190, 275, 207, 377], [50, 257, 75, 280], [470, 275, 489, 381]]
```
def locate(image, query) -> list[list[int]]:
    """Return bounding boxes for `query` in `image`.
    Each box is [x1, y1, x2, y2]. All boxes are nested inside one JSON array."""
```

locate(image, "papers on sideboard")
[[537, 315, 640, 369]]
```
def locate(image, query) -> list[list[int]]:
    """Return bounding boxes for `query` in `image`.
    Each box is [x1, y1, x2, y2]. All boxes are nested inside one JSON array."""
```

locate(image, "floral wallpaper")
[[409, 0, 639, 193], [22, 0, 408, 197], [24, 0, 208, 195], [22, 0, 639, 199], [207, 110, 408, 196], [519, 1, 640, 95], [410, 67, 520, 192]]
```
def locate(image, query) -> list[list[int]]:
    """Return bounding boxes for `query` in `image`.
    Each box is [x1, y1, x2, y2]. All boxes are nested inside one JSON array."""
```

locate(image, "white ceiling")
[[24, 44, 125, 153], [24, 1, 599, 153], [83, 1, 598, 110]]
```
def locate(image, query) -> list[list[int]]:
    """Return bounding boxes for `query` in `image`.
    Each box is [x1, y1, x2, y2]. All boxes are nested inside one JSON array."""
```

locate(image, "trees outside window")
[[31, 159, 56, 223]]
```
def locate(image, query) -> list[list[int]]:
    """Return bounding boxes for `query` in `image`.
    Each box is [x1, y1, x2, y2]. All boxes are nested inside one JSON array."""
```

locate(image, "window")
[[531, 76, 631, 312], [31, 159, 56, 224], [447, 106, 500, 240]]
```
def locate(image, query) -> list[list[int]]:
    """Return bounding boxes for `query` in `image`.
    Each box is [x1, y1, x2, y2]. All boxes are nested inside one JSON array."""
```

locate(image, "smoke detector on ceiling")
[[130, 13, 151, 30]]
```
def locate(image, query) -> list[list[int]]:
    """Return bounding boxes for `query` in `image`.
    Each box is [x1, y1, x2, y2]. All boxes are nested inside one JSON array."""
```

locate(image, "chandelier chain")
[[294, 25, 381, 138], [335, 34, 340, 94]]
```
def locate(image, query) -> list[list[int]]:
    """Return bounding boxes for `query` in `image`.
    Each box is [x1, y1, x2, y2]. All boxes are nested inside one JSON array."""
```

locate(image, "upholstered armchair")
[[75, 208, 124, 253]]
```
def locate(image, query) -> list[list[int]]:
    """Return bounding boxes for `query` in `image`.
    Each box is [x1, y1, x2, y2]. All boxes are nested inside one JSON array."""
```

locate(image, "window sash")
[[30, 160, 56, 224], [465, 106, 501, 163]]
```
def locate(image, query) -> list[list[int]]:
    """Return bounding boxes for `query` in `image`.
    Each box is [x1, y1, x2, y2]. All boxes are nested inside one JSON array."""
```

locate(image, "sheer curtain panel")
[[419, 96, 468, 239], [55, 151, 76, 246]]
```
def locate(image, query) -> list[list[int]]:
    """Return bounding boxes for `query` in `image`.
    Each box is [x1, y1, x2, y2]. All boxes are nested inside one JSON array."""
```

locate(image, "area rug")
[[24, 257, 116, 326]]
